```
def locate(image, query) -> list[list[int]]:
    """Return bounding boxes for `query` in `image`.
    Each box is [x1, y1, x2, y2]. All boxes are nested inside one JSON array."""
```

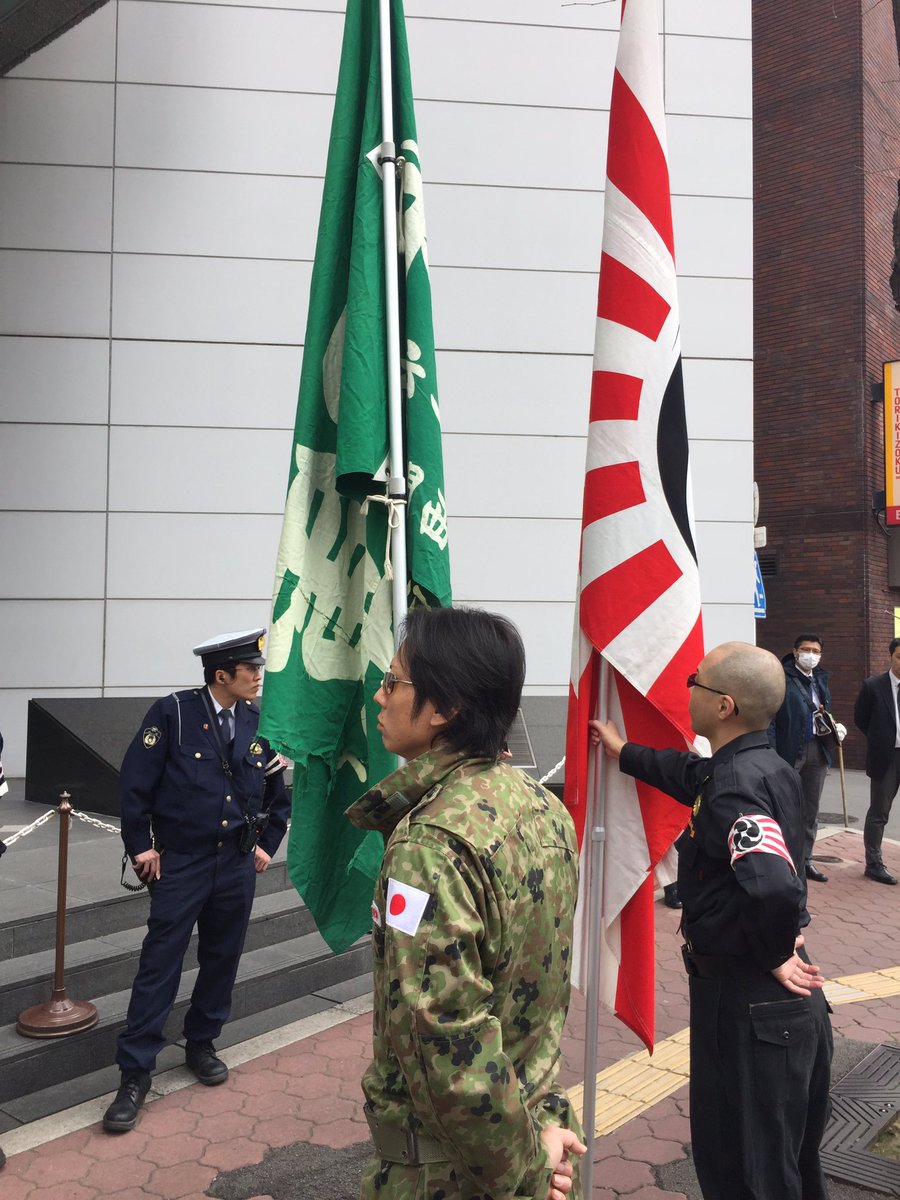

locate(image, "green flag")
[[260, 0, 451, 954]]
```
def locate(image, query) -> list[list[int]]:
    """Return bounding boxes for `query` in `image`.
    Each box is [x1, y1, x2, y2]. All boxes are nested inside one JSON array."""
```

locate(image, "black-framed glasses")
[[382, 670, 414, 696], [686, 672, 740, 716]]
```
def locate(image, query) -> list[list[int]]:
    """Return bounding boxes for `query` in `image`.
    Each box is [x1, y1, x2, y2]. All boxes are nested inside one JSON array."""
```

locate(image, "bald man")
[[591, 643, 832, 1200]]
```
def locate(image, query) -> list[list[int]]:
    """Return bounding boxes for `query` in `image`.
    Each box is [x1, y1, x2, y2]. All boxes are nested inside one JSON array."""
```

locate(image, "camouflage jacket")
[[346, 748, 581, 1200]]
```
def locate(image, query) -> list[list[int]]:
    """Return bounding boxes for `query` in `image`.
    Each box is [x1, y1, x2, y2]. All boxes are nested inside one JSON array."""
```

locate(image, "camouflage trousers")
[[359, 1153, 583, 1199]]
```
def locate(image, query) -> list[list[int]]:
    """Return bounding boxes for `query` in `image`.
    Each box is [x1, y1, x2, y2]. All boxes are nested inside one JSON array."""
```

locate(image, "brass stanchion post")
[[17, 791, 99, 1038]]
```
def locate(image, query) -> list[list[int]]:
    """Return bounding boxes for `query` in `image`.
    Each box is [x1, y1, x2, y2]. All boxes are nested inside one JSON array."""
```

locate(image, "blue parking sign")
[[753, 551, 766, 619]]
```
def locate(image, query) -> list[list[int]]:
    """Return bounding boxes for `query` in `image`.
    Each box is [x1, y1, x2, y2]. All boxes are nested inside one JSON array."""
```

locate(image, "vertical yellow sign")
[[886, 361, 900, 525]]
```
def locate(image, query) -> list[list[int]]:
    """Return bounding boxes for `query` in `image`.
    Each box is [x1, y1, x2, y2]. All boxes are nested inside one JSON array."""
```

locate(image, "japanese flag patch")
[[371, 901, 381, 927], [727, 813, 796, 872], [385, 878, 431, 936]]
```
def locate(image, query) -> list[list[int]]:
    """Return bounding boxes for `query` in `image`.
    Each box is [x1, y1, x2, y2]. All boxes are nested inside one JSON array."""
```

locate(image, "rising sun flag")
[[260, 0, 451, 954], [565, 0, 705, 1053]]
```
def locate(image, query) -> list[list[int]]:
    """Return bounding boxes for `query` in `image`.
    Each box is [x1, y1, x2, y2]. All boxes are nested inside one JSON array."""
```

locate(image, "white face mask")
[[797, 651, 820, 671]]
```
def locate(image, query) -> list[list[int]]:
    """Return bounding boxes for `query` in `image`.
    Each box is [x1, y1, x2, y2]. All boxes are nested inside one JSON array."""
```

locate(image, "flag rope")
[[361, 492, 406, 581]]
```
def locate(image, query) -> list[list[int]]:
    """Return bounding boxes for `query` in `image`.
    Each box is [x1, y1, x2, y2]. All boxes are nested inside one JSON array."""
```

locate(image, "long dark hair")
[[401, 607, 526, 759]]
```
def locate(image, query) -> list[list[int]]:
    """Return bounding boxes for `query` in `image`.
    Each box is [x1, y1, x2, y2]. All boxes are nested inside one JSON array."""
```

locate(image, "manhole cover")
[[822, 1044, 900, 1194]]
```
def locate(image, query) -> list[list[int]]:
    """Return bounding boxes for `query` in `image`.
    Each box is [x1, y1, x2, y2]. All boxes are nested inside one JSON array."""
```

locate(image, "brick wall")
[[753, 0, 900, 766]]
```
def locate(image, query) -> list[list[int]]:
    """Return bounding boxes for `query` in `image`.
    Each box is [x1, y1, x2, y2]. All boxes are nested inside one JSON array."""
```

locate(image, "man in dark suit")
[[853, 637, 900, 885], [103, 629, 290, 1133]]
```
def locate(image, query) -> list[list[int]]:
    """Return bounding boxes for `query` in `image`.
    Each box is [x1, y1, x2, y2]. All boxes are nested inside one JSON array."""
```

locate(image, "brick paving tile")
[[192, 1110, 257, 1144], [271, 1051, 325, 1074], [87, 1189, 151, 1200], [22, 1149, 92, 1185], [200, 1136, 267, 1172], [239, 1089, 302, 1120], [589, 1187, 617, 1199], [137, 1106, 201, 1137], [28, 1185, 98, 1200], [295, 1094, 358, 1124], [139, 1132, 208, 1167], [81, 1130, 150, 1160], [228, 1069, 288, 1097], [250, 1115, 314, 1148], [317, 1055, 368, 1081], [309, 1117, 371, 1150], [646, 1113, 691, 1144], [82, 1155, 155, 1192], [628, 1188, 689, 1200], [146, 1161, 217, 1199], [619, 1136, 686, 1165], [183, 1085, 246, 1115], [282, 1070, 343, 1100], [0, 1175, 35, 1200], [592, 1156, 655, 1192]]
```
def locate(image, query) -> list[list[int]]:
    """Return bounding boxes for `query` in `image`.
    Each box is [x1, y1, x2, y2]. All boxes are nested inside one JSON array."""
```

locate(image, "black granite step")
[[0, 888, 314, 1026], [0, 931, 371, 1108]]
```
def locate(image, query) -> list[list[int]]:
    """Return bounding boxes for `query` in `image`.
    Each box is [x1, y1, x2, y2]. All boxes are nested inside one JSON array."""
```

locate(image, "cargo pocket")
[[750, 998, 814, 1095]]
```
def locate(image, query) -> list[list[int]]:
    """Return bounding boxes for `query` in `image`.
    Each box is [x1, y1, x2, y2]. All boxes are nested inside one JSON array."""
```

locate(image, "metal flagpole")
[[580, 656, 611, 1198], [378, 0, 409, 647]]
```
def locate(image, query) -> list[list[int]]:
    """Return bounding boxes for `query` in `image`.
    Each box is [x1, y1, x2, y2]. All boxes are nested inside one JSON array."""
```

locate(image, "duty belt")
[[364, 1104, 448, 1166]]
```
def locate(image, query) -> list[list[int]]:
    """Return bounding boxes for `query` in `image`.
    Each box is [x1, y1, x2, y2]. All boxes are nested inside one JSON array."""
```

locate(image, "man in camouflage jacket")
[[347, 607, 585, 1200]]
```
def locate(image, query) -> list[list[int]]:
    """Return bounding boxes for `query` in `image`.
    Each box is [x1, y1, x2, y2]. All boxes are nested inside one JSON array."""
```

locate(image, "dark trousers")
[[865, 749, 900, 865], [688, 957, 832, 1200], [116, 841, 256, 1073], [793, 740, 829, 869]]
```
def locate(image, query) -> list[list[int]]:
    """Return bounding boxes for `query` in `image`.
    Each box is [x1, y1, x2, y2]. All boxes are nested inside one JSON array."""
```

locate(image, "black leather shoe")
[[102, 1069, 151, 1132], [663, 883, 682, 909], [185, 1040, 228, 1085], [805, 864, 829, 883], [865, 863, 898, 885]]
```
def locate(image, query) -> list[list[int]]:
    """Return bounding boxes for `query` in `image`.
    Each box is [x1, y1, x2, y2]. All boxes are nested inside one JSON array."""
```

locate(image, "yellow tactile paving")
[[570, 966, 900, 1139]]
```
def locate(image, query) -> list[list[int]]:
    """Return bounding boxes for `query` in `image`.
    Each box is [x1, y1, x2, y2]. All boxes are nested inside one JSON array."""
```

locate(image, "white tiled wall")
[[0, 0, 754, 773]]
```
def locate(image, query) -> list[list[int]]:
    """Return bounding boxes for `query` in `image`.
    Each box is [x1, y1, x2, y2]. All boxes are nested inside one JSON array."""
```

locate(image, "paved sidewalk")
[[3, 825, 900, 1198]]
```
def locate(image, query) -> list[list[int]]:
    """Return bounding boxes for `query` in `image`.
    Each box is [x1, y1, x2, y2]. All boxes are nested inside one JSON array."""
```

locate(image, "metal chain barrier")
[[70, 809, 121, 836], [538, 756, 566, 787], [3, 809, 57, 846]]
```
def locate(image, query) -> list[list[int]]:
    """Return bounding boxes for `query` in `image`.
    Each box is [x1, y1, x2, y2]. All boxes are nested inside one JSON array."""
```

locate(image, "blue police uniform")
[[115, 685, 289, 1074]]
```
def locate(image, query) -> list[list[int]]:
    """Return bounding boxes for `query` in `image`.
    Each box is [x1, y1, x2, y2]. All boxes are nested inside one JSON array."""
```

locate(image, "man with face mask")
[[769, 634, 844, 883], [854, 637, 900, 884]]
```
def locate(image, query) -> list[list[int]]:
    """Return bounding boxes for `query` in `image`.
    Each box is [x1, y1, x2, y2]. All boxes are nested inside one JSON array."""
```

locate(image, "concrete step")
[[0, 930, 372, 1108], [0, 888, 315, 1026], [0, 858, 293, 959], [0, 972, 373, 1132]]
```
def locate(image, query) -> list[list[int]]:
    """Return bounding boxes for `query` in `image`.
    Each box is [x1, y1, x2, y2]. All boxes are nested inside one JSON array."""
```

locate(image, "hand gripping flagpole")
[[378, 0, 409, 646], [580, 656, 611, 1199]]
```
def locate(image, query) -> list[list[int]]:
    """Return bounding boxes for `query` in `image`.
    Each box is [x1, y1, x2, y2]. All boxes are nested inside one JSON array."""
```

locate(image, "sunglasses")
[[382, 670, 414, 696], [686, 672, 740, 716]]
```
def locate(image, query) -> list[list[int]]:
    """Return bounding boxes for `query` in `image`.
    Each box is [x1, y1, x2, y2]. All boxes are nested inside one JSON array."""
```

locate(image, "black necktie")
[[219, 709, 234, 745]]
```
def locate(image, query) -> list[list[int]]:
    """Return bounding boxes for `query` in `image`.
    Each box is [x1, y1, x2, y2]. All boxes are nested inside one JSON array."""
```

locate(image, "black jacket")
[[620, 731, 807, 970], [854, 672, 899, 781], [768, 656, 833, 769]]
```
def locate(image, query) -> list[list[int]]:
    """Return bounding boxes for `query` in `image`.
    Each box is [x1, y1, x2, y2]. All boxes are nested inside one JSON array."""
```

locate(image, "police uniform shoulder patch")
[[143, 726, 162, 749], [250, 741, 263, 756]]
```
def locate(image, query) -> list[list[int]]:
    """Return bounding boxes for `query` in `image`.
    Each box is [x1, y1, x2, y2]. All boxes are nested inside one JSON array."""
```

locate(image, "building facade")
[[0, 0, 753, 776], [753, 0, 900, 766]]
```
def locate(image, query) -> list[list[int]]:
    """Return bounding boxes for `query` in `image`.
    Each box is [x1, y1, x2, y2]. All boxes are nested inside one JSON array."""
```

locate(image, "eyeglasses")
[[686, 672, 740, 716], [235, 663, 263, 675], [382, 670, 414, 695]]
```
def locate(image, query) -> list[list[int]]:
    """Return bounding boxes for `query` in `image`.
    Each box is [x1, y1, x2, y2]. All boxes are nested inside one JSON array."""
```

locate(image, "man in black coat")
[[769, 633, 844, 883], [853, 637, 900, 884], [591, 642, 832, 1200], [103, 628, 290, 1133]]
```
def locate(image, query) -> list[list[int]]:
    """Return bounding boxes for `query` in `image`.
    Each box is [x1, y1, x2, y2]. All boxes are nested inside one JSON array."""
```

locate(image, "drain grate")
[[820, 812, 859, 825], [821, 1045, 900, 1194]]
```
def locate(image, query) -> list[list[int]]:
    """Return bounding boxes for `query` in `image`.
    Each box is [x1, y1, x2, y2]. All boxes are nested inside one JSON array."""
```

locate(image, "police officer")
[[348, 607, 586, 1200], [103, 629, 289, 1133], [591, 642, 832, 1200]]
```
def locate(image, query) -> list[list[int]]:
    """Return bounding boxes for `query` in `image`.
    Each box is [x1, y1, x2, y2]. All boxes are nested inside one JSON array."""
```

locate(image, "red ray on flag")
[[564, 0, 705, 1053]]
